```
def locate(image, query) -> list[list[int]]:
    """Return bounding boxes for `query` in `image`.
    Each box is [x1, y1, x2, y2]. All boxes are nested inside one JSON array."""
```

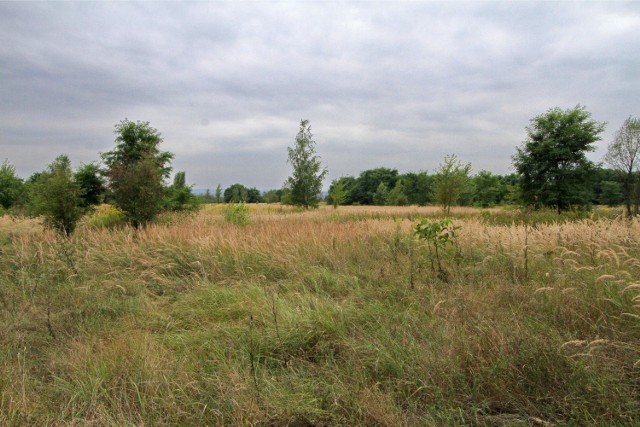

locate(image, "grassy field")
[[0, 205, 639, 426]]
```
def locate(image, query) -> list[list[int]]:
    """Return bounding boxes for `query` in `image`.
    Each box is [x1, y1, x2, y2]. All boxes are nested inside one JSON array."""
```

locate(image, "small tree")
[[164, 171, 199, 211], [32, 155, 84, 236], [215, 184, 223, 203], [284, 120, 327, 209], [604, 116, 640, 215], [108, 156, 165, 228], [102, 119, 173, 227], [433, 154, 471, 214], [388, 179, 408, 206], [0, 159, 25, 211], [415, 217, 460, 281], [513, 106, 605, 213], [373, 182, 390, 206], [328, 179, 347, 208]]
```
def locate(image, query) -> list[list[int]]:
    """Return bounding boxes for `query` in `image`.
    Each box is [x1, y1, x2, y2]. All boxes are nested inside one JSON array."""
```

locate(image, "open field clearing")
[[1, 205, 639, 426]]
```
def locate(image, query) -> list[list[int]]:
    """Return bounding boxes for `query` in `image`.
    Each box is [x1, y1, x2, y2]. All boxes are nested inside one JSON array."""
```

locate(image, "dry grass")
[[0, 205, 639, 425]]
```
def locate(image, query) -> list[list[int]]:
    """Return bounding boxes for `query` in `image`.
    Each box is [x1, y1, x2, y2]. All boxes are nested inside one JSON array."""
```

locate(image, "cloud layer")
[[2, 2, 639, 189]]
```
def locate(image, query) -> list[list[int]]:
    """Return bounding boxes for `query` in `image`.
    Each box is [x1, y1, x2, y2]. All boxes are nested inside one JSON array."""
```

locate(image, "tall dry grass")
[[0, 205, 639, 425]]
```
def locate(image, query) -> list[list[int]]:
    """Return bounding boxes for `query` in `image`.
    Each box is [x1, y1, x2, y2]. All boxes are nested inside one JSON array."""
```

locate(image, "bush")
[[223, 203, 250, 226], [86, 204, 126, 229]]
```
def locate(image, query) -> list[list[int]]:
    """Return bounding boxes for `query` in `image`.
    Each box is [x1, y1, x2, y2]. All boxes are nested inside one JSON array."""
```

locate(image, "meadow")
[[0, 204, 639, 426]]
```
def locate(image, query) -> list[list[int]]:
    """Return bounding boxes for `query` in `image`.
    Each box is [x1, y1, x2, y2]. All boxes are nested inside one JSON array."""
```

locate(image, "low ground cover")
[[0, 205, 638, 425]]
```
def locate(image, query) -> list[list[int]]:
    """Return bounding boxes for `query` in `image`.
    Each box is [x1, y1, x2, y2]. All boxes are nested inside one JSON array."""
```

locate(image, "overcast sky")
[[1, 1, 639, 190]]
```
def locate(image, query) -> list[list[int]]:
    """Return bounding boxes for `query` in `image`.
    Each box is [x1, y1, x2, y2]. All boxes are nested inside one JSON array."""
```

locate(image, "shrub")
[[224, 203, 250, 226]]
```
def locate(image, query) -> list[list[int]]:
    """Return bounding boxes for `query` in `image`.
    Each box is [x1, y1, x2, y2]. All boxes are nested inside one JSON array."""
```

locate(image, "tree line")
[[1, 107, 639, 235]]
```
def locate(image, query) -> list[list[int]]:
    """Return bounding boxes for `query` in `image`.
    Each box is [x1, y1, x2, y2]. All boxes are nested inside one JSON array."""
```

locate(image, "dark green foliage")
[[164, 171, 199, 211], [108, 156, 165, 228], [0, 159, 24, 210], [399, 171, 433, 205], [32, 155, 84, 235], [327, 176, 357, 205], [472, 170, 505, 207], [102, 119, 174, 227], [225, 183, 246, 203], [74, 163, 105, 208], [598, 181, 624, 206], [284, 120, 327, 209], [102, 119, 173, 177], [223, 184, 263, 203], [350, 167, 398, 205], [513, 106, 605, 213]]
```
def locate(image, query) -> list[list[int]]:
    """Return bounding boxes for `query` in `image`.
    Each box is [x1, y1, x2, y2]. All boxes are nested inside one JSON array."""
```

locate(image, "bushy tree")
[[0, 159, 25, 211], [327, 176, 357, 205], [74, 163, 105, 208], [284, 120, 327, 209], [32, 155, 84, 236], [388, 179, 408, 206], [350, 168, 398, 205], [472, 170, 504, 208], [164, 171, 199, 211], [263, 189, 282, 203], [108, 156, 165, 228], [513, 106, 605, 213], [433, 154, 471, 214], [373, 182, 390, 205], [399, 172, 433, 206], [598, 181, 624, 206], [102, 119, 173, 227], [224, 183, 249, 203], [604, 116, 640, 215]]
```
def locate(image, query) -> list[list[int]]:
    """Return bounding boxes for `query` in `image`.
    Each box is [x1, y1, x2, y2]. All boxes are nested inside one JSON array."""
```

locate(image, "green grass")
[[0, 206, 639, 425]]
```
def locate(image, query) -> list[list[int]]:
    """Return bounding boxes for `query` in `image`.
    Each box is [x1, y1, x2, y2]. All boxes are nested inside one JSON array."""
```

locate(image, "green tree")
[[604, 116, 640, 215], [399, 171, 433, 205], [350, 168, 398, 205], [513, 106, 605, 213], [74, 163, 105, 208], [472, 170, 504, 208], [388, 179, 408, 206], [32, 155, 84, 236], [102, 119, 174, 227], [164, 171, 199, 211], [373, 182, 390, 206], [224, 183, 249, 203], [433, 154, 471, 214], [328, 178, 347, 208], [598, 181, 624, 206], [284, 120, 327, 209], [263, 189, 282, 203], [108, 156, 165, 228], [0, 159, 25, 211], [215, 184, 223, 203]]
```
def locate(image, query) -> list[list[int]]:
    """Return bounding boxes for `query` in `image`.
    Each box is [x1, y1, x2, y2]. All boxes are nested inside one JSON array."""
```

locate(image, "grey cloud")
[[1, 1, 639, 188]]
